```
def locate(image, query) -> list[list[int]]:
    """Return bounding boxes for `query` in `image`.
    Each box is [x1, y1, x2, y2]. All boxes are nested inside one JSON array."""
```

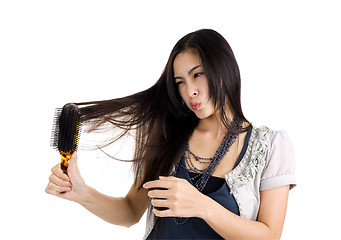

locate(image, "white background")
[[1, 0, 340, 239]]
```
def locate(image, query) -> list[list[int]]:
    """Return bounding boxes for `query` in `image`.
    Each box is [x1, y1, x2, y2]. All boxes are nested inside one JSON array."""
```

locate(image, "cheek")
[[200, 80, 210, 98], [178, 87, 187, 101]]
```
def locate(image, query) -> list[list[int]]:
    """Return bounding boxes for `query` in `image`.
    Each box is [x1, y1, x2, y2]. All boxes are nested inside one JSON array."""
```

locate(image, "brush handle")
[[60, 151, 72, 174]]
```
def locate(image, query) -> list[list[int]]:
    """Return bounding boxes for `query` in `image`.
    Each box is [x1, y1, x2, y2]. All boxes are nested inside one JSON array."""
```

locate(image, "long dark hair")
[[76, 29, 250, 189]]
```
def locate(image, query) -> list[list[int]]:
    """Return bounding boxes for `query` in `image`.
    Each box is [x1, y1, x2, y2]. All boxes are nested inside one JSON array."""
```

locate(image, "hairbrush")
[[51, 103, 82, 174]]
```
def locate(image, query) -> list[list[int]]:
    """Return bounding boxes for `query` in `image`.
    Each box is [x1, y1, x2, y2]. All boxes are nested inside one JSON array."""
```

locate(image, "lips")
[[191, 102, 201, 110]]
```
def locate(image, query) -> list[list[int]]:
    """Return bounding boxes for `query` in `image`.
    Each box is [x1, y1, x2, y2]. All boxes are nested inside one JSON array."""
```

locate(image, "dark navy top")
[[147, 127, 252, 239]]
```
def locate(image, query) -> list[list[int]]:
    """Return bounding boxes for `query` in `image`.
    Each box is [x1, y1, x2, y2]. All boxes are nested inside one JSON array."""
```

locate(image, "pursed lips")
[[191, 102, 201, 110]]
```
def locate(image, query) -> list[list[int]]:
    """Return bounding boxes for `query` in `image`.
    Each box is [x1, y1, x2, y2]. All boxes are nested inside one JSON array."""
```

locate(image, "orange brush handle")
[[60, 151, 73, 174]]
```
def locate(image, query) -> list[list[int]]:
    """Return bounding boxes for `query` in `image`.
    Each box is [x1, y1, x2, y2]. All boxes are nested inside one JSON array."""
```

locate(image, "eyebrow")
[[174, 65, 202, 80]]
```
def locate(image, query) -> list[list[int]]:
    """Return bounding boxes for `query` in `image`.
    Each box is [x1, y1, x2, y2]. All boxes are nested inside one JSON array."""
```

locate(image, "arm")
[[77, 180, 150, 227], [46, 152, 150, 227], [201, 185, 290, 240]]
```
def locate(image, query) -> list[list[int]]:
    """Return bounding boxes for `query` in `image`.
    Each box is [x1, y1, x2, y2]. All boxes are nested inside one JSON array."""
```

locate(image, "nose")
[[187, 83, 199, 98]]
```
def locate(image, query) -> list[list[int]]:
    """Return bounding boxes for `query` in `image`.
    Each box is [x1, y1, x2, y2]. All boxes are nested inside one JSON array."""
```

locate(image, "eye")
[[194, 72, 204, 78], [175, 80, 184, 86]]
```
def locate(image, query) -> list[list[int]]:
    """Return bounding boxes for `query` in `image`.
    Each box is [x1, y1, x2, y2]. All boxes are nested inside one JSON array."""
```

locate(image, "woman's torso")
[[146, 126, 252, 239]]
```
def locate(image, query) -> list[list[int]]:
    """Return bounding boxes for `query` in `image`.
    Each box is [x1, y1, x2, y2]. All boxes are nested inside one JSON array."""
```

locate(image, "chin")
[[194, 110, 214, 119]]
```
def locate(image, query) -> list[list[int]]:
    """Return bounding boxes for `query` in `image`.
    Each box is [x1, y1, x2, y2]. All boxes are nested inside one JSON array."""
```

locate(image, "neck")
[[196, 110, 234, 139]]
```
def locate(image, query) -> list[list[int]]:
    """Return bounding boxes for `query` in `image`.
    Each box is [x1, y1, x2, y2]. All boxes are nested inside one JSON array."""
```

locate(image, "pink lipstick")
[[191, 103, 201, 110]]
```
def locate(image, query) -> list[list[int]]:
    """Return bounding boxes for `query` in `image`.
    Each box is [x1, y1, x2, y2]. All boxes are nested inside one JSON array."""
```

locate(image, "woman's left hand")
[[143, 176, 210, 218]]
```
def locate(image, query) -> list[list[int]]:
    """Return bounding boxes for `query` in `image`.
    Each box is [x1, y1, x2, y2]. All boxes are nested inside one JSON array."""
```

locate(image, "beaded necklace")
[[172, 118, 243, 225]]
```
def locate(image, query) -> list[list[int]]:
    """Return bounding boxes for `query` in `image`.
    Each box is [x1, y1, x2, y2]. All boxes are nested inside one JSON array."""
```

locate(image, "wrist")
[[197, 194, 214, 220], [75, 184, 92, 205]]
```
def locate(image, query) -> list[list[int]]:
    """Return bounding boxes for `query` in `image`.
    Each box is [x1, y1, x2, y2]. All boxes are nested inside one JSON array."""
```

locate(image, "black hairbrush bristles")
[[51, 103, 82, 174]]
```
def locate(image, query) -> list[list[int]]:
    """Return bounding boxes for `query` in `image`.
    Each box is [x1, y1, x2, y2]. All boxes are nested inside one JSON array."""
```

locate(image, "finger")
[[159, 176, 178, 181], [67, 152, 80, 176], [143, 179, 173, 190], [46, 181, 71, 193], [69, 151, 78, 165], [51, 163, 70, 182], [49, 174, 72, 188], [152, 208, 172, 218], [45, 187, 60, 196], [160, 176, 187, 185], [147, 189, 169, 199], [151, 198, 169, 208], [45, 187, 71, 200]]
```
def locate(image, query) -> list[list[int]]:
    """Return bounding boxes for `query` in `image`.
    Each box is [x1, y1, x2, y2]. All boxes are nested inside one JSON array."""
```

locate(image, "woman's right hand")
[[45, 151, 87, 203]]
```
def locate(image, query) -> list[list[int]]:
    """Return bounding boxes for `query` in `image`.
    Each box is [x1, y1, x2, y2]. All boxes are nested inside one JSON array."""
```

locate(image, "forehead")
[[173, 49, 202, 74]]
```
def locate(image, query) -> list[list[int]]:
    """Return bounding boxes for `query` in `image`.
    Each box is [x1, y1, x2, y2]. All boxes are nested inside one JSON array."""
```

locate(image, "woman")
[[46, 29, 296, 239]]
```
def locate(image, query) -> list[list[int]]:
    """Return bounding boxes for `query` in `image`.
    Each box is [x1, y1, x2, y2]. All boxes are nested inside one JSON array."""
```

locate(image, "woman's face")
[[173, 49, 216, 119]]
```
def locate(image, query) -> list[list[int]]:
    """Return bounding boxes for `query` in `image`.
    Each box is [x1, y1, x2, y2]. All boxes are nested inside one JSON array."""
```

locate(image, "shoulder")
[[252, 125, 296, 191], [252, 125, 293, 157], [225, 125, 276, 191], [229, 124, 296, 191], [253, 125, 276, 143]]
